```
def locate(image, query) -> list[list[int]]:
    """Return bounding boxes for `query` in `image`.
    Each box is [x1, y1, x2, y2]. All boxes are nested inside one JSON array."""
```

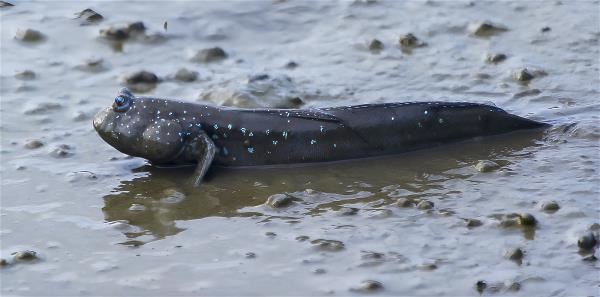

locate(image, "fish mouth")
[[93, 107, 111, 133]]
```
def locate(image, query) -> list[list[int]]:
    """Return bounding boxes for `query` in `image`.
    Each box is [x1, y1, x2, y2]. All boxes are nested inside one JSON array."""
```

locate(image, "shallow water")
[[1, 1, 599, 296]]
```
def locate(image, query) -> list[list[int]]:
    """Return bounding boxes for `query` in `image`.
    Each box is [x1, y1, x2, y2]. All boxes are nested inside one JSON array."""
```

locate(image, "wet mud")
[[1, 1, 599, 296]]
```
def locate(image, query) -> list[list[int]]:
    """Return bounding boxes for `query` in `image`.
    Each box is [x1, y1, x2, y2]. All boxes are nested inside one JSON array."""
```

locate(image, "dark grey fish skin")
[[94, 88, 548, 183]]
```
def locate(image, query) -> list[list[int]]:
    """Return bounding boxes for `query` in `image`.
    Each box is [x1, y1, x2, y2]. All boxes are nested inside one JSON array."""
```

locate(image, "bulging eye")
[[113, 96, 130, 112], [115, 96, 125, 106]]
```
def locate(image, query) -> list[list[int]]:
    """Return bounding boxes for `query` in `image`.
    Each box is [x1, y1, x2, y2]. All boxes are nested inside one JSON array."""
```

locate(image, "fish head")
[[93, 88, 187, 163]]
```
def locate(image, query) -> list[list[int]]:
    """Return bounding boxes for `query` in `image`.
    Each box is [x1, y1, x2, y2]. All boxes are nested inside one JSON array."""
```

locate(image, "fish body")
[[94, 88, 548, 184]]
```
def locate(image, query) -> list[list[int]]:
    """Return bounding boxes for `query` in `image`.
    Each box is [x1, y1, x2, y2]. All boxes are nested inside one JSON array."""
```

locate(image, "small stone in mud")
[[75, 58, 106, 72], [475, 280, 487, 294], [99, 22, 145, 41], [513, 89, 542, 99], [76, 8, 103, 24], [416, 200, 434, 210], [295, 235, 310, 242], [173, 68, 198, 82], [399, 33, 425, 48], [465, 218, 483, 228], [245, 252, 256, 259], [471, 22, 508, 37], [0, 1, 14, 7], [336, 207, 359, 216], [368, 39, 383, 51], [15, 70, 36, 80], [367, 209, 392, 218], [49, 144, 73, 158], [127, 22, 146, 34], [361, 251, 385, 260], [486, 53, 507, 64], [475, 160, 500, 172], [191, 47, 227, 63], [124, 70, 159, 84], [513, 68, 535, 82], [266, 193, 295, 208], [248, 73, 271, 83], [577, 233, 597, 250], [518, 213, 537, 226], [418, 263, 438, 271], [99, 27, 128, 41], [284, 61, 298, 69], [541, 26, 551, 32], [310, 239, 345, 252], [15, 28, 45, 42], [13, 250, 38, 261], [540, 200, 560, 212], [350, 280, 383, 293], [396, 198, 414, 208], [24, 139, 44, 149], [198, 73, 301, 108], [439, 209, 455, 216], [505, 247, 524, 262]]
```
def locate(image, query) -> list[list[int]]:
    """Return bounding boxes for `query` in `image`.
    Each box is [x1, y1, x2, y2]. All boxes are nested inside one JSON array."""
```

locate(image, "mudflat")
[[1, 1, 598, 296]]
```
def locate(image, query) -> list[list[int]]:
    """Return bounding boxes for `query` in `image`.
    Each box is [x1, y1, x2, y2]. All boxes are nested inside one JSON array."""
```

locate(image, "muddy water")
[[1, 1, 599, 296]]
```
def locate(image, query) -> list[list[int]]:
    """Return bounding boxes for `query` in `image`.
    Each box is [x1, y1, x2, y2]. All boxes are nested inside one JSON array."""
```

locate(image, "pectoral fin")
[[192, 132, 216, 187]]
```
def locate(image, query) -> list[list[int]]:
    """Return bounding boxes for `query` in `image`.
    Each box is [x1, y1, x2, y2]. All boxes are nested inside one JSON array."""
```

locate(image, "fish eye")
[[115, 96, 125, 106], [113, 96, 130, 112]]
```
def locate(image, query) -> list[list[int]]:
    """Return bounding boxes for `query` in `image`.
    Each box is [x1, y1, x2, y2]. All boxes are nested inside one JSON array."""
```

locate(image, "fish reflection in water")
[[102, 130, 546, 245]]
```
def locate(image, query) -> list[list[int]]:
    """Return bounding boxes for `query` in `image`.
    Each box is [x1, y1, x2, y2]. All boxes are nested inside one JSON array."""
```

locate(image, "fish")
[[93, 88, 549, 186]]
